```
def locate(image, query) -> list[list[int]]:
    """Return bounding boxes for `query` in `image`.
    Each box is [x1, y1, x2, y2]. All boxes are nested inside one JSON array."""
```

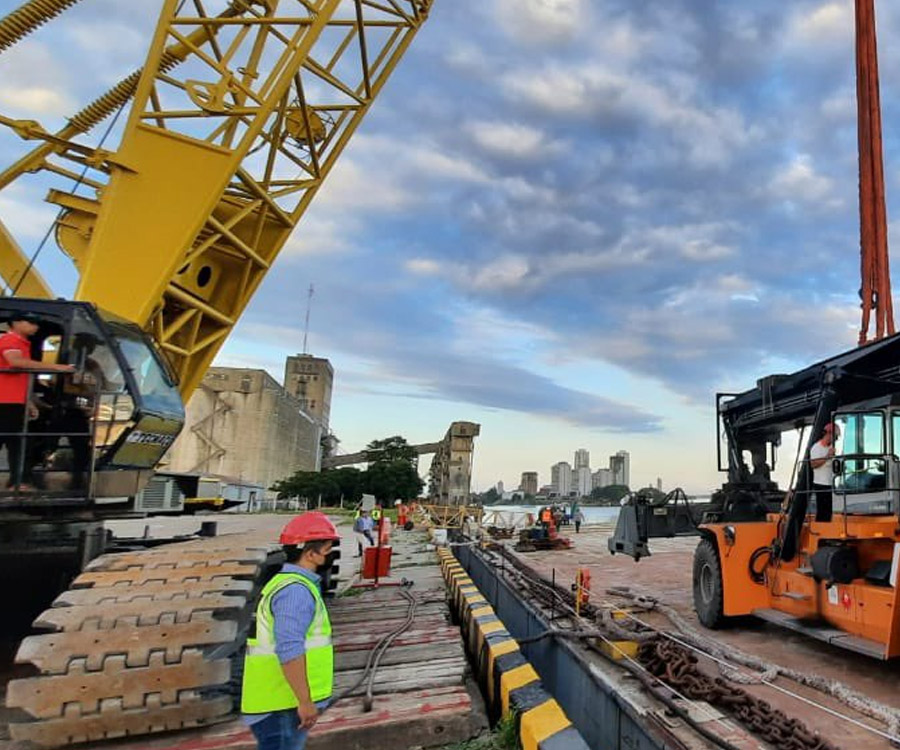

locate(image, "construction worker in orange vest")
[[395, 499, 408, 527], [540, 506, 552, 527]]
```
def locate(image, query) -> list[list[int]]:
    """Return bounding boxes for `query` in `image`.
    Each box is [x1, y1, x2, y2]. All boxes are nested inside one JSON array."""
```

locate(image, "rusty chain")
[[639, 639, 841, 750]]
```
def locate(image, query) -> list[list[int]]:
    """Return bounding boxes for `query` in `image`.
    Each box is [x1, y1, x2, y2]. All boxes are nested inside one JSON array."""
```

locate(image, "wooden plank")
[[329, 604, 447, 625], [333, 642, 465, 672], [334, 626, 459, 651], [332, 657, 467, 696], [335, 675, 465, 698], [334, 616, 450, 636]]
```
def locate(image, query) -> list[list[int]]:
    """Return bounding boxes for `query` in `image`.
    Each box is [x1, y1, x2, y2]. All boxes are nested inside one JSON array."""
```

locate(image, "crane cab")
[[0, 298, 184, 508]]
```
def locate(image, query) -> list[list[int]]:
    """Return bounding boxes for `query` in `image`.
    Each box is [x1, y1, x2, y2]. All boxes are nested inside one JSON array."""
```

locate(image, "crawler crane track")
[[6, 534, 279, 747]]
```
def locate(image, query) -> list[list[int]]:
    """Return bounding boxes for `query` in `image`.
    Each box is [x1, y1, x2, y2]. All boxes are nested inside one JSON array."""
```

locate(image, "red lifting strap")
[[856, 0, 894, 344]]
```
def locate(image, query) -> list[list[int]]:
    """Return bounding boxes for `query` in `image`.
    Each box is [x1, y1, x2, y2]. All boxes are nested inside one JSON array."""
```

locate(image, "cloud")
[[767, 154, 842, 210], [0, 40, 76, 117], [1, 0, 891, 457], [465, 120, 564, 160], [784, 2, 854, 51], [407, 220, 738, 296], [493, 0, 586, 44], [0, 87, 74, 116], [229, 292, 663, 433], [501, 62, 757, 168]]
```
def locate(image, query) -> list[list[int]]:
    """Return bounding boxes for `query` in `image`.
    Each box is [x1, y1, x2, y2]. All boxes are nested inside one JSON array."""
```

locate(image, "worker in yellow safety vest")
[[371, 505, 382, 521], [241, 511, 339, 750]]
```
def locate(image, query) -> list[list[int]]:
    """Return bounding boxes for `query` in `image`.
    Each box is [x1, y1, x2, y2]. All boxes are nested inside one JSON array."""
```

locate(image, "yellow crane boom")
[[0, 0, 433, 396]]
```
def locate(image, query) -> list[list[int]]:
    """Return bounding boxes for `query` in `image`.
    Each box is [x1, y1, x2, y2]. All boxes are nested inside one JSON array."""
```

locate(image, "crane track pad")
[[7, 535, 279, 746]]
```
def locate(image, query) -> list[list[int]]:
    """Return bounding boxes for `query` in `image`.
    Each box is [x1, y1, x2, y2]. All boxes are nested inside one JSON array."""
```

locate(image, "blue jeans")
[[249, 709, 308, 750]]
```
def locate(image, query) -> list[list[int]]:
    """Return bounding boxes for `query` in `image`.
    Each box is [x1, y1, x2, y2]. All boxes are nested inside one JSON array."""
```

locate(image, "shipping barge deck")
[[484, 521, 900, 750]]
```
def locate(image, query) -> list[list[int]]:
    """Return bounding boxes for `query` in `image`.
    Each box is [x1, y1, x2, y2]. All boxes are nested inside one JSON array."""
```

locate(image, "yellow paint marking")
[[500, 663, 540, 716], [520, 700, 572, 750]]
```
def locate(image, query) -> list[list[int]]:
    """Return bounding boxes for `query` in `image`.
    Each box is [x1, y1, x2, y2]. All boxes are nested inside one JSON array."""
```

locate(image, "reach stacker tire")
[[692, 538, 727, 629]]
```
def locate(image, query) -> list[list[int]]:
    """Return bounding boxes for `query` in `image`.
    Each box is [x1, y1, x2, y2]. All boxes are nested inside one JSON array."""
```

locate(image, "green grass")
[[439, 715, 518, 750]]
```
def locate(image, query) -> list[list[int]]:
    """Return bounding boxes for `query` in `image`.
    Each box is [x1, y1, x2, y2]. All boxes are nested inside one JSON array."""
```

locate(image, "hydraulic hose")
[[325, 580, 417, 714]]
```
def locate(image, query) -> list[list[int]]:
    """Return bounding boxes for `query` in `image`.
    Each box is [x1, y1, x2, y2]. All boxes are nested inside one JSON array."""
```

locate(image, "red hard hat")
[[279, 512, 340, 545]]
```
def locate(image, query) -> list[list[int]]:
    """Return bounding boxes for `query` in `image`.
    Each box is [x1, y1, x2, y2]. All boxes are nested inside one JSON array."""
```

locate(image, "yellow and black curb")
[[437, 548, 591, 750]]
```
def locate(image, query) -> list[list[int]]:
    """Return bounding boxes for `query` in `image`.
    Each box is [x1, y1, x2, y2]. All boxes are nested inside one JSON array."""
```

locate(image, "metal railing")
[[0, 369, 98, 499]]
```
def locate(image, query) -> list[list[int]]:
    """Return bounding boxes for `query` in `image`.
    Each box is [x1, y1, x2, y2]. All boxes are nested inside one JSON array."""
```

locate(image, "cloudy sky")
[[1, 0, 898, 493]]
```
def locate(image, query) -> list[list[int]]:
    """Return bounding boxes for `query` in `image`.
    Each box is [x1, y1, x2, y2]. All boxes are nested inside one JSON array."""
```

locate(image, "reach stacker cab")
[[610, 332, 900, 658]]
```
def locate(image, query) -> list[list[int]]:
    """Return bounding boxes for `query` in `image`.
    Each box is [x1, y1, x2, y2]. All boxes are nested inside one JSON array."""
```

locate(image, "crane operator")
[[0, 312, 74, 490]]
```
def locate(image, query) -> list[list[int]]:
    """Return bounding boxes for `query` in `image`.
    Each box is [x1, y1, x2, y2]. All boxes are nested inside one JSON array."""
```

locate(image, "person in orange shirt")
[[395, 499, 408, 528], [0, 313, 74, 490]]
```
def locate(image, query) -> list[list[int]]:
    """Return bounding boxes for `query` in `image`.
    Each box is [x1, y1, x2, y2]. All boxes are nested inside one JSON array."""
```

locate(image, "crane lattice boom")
[[0, 0, 433, 396]]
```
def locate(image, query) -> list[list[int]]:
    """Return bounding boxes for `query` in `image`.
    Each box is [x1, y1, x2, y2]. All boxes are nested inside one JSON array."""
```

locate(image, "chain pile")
[[640, 639, 840, 750]]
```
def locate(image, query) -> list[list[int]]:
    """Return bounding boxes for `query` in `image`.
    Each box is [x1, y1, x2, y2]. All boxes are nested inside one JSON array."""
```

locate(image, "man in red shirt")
[[0, 313, 74, 490]]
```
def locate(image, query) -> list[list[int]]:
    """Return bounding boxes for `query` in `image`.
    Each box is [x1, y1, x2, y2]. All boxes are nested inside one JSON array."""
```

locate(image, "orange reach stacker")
[[610, 335, 900, 659]]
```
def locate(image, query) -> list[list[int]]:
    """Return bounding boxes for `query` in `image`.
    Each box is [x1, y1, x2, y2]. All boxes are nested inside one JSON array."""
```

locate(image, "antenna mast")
[[302, 283, 314, 354]]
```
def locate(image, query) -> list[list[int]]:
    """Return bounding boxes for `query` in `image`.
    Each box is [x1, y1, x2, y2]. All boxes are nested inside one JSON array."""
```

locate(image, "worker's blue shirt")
[[353, 516, 375, 533], [242, 564, 323, 726]]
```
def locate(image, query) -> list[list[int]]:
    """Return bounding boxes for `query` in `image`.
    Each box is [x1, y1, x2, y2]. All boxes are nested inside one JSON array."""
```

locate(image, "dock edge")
[[437, 547, 591, 750]]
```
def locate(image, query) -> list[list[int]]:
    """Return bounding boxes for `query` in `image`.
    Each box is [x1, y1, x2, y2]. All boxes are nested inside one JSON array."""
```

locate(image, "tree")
[[272, 435, 424, 507], [589, 484, 631, 504], [327, 466, 364, 504], [365, 435, 418, 466], [479, 487, 500, 505], [363, 460, 424, 502], [270, 470, 340, 504]]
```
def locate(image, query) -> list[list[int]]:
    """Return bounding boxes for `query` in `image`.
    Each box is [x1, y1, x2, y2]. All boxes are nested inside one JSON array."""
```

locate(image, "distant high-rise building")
[[551, 461, 572, 497], [496, 480, 505, 494], [575, 466, 591, 497], [574, 448, 590, 471], [592, 468, 612, 489], [610, 450, 630, 487], [283, 354, 334, 429], [657, 477, 663, 492], [520, 472, 538, 496]]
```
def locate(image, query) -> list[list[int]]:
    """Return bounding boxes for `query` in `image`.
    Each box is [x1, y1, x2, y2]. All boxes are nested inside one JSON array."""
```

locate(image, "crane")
[[0, 0, 433, 744], [610, 0, 900, 661]]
